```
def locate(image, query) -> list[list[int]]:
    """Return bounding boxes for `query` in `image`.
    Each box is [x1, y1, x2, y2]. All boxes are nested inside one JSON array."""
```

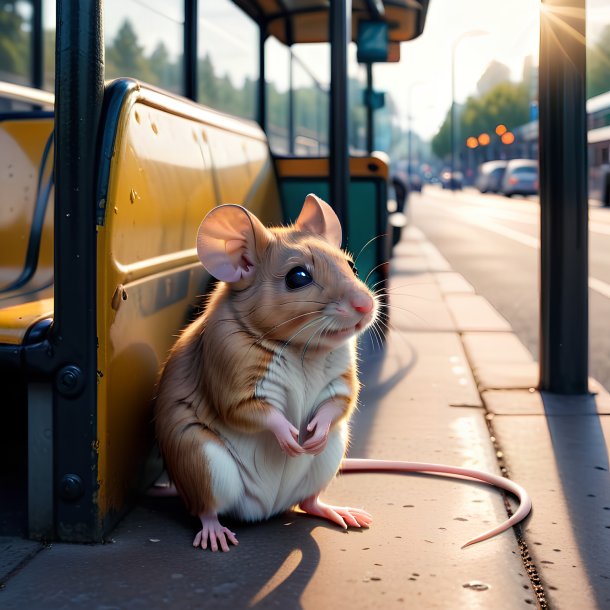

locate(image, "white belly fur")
[[206, 340, 354, 521]]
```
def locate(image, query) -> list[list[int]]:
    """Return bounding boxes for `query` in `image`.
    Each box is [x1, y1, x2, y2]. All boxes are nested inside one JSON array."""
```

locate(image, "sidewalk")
[[2, 225, 609, 609]]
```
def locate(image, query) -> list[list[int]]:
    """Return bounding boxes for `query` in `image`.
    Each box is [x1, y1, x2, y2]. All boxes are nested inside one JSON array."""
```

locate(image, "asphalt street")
[[409, 186, 610, 391]]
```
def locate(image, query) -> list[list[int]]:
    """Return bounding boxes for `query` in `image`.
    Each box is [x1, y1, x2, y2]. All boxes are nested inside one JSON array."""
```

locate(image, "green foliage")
[[0, 1, 30, 81], [106, 20, 156, 85], [588, 24, 610, 99], [432, 81, 530, 160], [431, 116, 452, 160]]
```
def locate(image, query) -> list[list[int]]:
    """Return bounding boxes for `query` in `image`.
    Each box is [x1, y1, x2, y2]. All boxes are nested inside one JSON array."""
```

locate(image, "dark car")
[[500, 159, 538, 196], [440, 169, 463, 190], [475, 160, 508, 193]]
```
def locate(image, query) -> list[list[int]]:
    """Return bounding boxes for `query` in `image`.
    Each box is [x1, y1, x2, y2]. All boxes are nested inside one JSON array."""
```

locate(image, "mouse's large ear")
[[196, 204, 271, 283], [295, 193, 342, 248]]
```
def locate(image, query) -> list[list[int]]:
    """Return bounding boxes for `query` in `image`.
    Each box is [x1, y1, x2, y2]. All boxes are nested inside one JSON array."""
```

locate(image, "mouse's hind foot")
[[299, 494, 372, 529], [193, 512, 239, 552]]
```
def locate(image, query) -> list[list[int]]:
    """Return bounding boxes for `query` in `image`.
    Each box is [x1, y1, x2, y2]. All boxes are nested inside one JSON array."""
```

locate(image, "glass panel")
[[105, 0, 184, 95], [265, 36, 290, 154], [348, 42, 367, 154], [292, 43, 329, 156], [0, 0, 33, 86], [198, 0, 258, 120], [43, 0, 55, 92]]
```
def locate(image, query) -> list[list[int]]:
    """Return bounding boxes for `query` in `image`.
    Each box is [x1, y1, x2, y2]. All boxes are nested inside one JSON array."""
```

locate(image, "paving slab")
[[387, 271, 456, 333], [0, 537, 42, 586], [492, 404, 610, 610], [434, 271, 475, 295], [473, 363, 539, 392], [483, 388, 610, 416], [445, 294, 512, 333], [462, 332, 535, 368]]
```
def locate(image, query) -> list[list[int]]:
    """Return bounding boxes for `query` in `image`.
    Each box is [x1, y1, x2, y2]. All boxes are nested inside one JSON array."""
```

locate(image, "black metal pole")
[[539, 0, 588, 394], [184, 0, 198, 101], [32, 0, 43, 89], [53, 0, 104, 540], [288, 48, 295, 155], [329, 0, 351, 243], [450, 44, 456, 190], [258, 25, 266, 130], [366, 63, 374, 153]]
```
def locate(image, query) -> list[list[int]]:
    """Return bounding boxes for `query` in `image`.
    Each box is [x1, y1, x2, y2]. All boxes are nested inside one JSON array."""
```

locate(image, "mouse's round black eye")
[[285, 266, 313, 290], [347, 260, 359, 277]]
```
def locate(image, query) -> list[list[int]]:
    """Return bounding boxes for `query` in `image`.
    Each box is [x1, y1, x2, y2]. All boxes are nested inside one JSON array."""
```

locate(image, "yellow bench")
[[94, 79, 284, 522], [0, 115, 54, 345]]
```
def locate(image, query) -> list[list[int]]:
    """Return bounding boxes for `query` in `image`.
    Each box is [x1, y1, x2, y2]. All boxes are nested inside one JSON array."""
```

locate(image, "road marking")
[[426, 189, 610, 236], [423, 197, 610, 300], [589, 277, 610, 299]]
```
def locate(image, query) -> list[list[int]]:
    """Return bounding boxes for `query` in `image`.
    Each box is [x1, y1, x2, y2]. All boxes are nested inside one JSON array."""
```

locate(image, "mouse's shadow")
[[138, 494, 359, 609]]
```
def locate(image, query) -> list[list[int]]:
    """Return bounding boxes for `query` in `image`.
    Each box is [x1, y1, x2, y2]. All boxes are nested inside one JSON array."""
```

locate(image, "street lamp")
[[450, 29, 488, 189], [407, 80, 425, 188]]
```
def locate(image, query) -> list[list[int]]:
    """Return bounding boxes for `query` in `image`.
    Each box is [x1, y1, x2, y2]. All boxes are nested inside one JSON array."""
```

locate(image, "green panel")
[[279, 178, 388, 290], [281, 180, 329, 222]]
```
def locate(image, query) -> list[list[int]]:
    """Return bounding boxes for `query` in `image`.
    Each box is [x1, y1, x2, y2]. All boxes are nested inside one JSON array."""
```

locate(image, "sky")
[[375, 0, 610, 140], [43, 0, 610, 142]]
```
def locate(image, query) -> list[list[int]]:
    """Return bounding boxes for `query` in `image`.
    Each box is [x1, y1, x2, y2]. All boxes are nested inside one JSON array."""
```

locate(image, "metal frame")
[[538, 0, 589, 394], [329, 0, 351, 244], [184, 0, 198, 101], [50, 0, 104, 540]]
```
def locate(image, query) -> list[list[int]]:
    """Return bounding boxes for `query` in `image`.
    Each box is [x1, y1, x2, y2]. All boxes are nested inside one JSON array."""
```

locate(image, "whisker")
[[252, 309, 325, 346], [376, 302, 432, 328], [278, 317, 326, 359], [301, 317, 331, 364], [374, 291, 438, 304], [353, 234, 387, 266], [364, 261, 389, 286]]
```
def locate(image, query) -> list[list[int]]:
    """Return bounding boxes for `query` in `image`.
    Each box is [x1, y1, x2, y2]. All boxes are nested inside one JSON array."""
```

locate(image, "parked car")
[[475, 160, 508, 193], [500, 159, 539, 196], [440, 170, 463, 190]]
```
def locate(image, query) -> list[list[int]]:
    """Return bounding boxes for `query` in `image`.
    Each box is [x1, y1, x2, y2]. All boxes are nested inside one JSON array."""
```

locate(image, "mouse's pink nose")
[[351, 293, 374, 314]]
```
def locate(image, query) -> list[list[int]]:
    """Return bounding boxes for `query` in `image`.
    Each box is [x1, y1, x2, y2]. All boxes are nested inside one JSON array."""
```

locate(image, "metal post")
[[184, 0, 198, 101], [32, 0, 43, 89], [258, 25, 266, 130], [366, 63, 374, 153], [329, 0, 351, 243], [539, 0, 588, 394], [288, 48, 295, 155], [53, 0, 104, 540], [450, 50, 456, 189]]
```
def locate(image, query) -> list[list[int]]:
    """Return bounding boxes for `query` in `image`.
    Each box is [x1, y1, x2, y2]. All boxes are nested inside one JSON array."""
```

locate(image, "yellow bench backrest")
[[0, 117, 54, 344], [95, 81, 282, 515]]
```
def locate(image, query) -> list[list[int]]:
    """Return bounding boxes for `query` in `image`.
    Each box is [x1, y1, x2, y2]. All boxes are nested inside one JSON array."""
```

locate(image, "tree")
[[106, 20, 154, 83], [432, 81, 529, 161], [588, 24, 610, 99], [0, 1, 29, 81], [149, 42, 180, 93], [431, 115, 452, 160]]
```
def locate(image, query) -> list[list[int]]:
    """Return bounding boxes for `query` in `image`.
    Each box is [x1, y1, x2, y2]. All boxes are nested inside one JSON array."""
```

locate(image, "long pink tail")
[[340, 458, 532, 548]]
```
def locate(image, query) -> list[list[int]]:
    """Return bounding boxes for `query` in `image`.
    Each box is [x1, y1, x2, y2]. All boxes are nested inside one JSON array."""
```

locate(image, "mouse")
[[152, 193, 532, 552]]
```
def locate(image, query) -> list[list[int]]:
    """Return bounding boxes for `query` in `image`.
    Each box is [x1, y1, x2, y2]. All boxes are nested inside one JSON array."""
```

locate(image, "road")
[[408, 185, 610, 392]]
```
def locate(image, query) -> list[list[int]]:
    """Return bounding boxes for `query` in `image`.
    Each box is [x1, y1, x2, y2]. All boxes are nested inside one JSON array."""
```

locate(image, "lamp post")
[[407, 80, 425, 188], [450, 29, 487, 189]]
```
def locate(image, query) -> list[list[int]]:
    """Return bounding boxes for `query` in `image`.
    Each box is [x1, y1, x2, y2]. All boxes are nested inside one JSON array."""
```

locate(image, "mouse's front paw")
[[302, 401, 344, 455], [265, 409, 303, 457]]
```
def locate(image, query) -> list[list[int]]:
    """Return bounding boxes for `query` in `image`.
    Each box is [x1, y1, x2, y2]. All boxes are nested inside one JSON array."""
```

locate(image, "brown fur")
[[154, 218, 374, 518]]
